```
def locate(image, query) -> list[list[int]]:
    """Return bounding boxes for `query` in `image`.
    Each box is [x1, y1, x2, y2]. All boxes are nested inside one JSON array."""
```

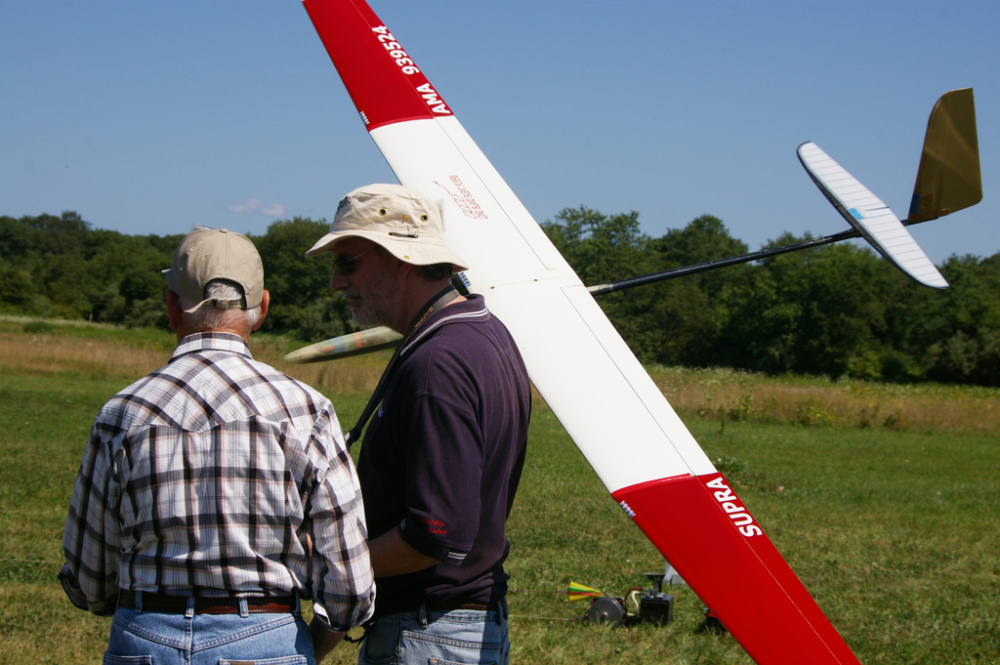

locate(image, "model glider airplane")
[[298, 1, 981, 663]]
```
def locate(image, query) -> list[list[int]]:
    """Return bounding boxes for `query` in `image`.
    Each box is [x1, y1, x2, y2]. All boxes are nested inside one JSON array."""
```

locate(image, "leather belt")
[[118, 590, 295, 615], [448, 602, 494, 611]]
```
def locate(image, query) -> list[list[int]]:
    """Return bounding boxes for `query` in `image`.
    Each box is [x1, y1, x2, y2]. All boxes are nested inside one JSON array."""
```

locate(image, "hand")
[[309, 617, 345, 664], [368, 527, 439, 578]]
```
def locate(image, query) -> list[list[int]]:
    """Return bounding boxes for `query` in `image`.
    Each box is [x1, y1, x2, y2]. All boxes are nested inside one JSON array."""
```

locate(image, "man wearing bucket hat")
[[306, 184, 530, 665], [60, 227, 375, 665]]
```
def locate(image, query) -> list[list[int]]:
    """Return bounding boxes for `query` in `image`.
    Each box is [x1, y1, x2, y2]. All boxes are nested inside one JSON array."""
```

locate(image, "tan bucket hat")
[[162, 228, 264, 312], [305, 183, 469, 272]]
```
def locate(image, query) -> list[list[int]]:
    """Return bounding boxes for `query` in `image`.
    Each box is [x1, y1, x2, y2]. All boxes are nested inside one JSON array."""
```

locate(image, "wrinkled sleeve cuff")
[[310, 602, 349, 634], [58, 565, 116, 617]]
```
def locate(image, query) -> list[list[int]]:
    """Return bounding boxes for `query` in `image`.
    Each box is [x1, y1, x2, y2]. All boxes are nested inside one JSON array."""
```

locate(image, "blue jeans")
[[358, 600, 509, 665], [105, 593, 314, 665]]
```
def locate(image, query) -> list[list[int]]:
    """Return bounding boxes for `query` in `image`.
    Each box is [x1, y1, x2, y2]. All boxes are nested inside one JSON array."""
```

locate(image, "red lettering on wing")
[[433, 176, 488, 220]]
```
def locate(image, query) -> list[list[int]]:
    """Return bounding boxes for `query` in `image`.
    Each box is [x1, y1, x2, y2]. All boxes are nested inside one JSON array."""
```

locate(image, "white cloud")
[[228, 198, 287, 217]]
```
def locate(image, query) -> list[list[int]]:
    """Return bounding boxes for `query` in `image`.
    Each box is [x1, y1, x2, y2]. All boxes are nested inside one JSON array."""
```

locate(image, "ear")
[[252, 290, 270, 331], [165, 289, 183, 332], [393, 257, 413, 281]]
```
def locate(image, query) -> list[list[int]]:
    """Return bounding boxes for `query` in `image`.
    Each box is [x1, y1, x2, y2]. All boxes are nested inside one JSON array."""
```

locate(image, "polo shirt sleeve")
[[396, 362, 484, 565]]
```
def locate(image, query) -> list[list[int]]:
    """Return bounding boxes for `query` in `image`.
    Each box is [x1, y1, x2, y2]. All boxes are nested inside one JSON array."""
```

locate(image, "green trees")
[[541, 207, 1000, 387], [922, 254, 1000, 384], [1, 212, 109, 320], [252, 217, 350, 341], [0, 213, 185, 327], [645, 215, 751, 368], [2, 209, 997, 386], [720, 238, 897, 377], [0, 213, 355, 342]]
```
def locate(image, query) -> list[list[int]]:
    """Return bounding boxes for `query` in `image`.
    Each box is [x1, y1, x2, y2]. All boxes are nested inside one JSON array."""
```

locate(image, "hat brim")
[[305, 230, 469, 273]]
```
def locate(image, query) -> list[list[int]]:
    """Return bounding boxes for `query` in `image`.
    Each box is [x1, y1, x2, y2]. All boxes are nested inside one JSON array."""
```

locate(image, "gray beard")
[[349, 269, 404, 330]]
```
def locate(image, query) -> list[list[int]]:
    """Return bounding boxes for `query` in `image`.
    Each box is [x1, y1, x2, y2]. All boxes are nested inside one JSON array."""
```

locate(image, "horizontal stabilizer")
[[797, 141, 948, 289], [908, 88, 982, 223]]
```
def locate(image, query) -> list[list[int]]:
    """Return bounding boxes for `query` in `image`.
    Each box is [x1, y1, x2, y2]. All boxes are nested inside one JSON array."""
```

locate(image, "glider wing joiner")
[[302, 1, 862, 662]]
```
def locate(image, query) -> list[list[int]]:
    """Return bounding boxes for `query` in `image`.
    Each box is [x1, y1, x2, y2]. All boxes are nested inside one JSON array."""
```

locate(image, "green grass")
[[498, 414, 1000, 665], [692, 423, 1000, 663], [1, 324, 998, 664]]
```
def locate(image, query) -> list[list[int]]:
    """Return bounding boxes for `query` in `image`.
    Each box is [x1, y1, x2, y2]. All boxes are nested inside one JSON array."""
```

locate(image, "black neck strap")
[[344, 284, 460, 447]]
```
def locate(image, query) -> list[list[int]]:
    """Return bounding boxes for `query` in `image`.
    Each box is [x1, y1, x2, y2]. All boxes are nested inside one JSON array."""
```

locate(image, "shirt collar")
[[399, 293, 490, 357], [171, 331, 253, 361]]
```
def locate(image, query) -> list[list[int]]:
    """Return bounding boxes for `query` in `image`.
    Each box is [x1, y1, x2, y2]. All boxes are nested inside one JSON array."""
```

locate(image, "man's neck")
[[176, 326, 249, 345], [396, 281, 465, 335]]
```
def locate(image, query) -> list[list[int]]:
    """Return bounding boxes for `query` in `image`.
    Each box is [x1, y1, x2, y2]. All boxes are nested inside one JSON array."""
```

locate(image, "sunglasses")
[[330, 247, 377, 276]]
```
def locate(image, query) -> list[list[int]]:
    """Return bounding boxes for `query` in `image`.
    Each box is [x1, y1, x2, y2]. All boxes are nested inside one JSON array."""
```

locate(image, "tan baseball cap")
[[305, 183, 469, 272], [162, 228, 264, 312]]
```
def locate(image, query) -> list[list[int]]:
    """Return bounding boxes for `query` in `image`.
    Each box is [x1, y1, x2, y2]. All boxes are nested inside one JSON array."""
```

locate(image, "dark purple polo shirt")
[[357, 294, 531, 613]]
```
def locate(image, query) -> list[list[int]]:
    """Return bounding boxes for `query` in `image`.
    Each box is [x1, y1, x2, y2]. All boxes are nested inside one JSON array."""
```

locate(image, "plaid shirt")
[[60, 332, 375, 631]]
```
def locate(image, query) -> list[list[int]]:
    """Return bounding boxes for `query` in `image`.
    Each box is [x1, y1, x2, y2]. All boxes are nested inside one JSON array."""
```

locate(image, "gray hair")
[[179, 280, 262, 334]]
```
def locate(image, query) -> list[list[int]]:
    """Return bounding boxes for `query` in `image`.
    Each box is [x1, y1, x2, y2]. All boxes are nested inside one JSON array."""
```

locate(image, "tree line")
[[0, 212, 348, 342], [2, 210, 998, 386]]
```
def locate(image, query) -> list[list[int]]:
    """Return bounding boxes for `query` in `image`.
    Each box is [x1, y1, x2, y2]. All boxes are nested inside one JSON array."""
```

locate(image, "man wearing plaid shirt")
[[60, 227, 374, 665]]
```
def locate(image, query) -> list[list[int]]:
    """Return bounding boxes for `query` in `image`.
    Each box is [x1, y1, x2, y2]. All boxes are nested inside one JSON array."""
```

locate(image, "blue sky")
[[3, 1, 997, 265]]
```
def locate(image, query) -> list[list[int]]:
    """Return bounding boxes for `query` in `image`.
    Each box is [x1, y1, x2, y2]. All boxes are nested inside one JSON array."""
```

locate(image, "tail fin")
[[908, 88, 982, 224], [797, 141, 949, 289]]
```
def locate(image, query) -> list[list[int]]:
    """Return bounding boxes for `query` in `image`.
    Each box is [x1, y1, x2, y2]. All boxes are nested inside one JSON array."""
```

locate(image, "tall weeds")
[[0, 327, 386, 399], [649, 366, 999, 437], [3, 319, 997, 437]]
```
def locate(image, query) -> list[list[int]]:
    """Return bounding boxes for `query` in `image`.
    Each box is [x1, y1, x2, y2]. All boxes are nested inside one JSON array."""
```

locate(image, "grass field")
[[1, 317, 998, 664]]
